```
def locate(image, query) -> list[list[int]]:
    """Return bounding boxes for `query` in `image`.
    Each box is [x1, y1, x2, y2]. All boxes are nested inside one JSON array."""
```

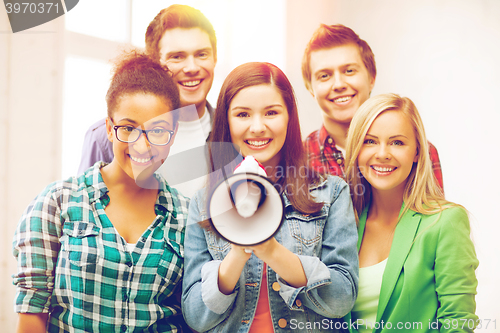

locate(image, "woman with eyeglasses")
[[13, 51, 189, 333]]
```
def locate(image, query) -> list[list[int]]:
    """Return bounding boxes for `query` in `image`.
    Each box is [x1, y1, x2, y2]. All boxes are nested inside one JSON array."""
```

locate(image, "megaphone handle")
[[244, 248, 253, 253]]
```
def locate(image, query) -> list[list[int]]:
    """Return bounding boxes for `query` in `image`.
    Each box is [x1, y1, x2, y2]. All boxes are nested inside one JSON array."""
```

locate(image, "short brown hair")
[[302, 24, 376, 92], [145, 4, 217, 62]]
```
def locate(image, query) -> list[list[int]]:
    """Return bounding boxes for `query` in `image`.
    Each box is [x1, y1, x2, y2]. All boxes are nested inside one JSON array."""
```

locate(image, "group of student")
[[12, 4, 478, 333]]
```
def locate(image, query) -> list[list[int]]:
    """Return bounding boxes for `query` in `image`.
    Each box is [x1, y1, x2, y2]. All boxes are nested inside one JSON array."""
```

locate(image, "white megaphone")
[[207, 156, 285, 247]]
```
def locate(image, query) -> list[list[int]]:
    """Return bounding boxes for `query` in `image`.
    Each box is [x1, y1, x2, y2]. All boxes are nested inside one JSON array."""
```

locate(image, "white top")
[[156, 105, 212, 198], [351, 258, 388, 333]]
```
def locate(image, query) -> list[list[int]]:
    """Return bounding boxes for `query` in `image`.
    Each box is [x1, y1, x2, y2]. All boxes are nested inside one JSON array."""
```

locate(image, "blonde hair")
[[345, 93, 457, 222]]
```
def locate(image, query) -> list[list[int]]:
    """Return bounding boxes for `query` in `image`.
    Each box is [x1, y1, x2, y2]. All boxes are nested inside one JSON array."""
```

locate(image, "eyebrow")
[[230, 104, 284, 111], [115, 119, 171, 126], [365, 134, 409, 139], [314, 63, 360, 74], [115, 118, 138, 125], [165, 47, 212, 57]]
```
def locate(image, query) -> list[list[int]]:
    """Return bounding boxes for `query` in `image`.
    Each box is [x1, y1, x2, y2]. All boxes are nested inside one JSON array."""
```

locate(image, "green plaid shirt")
[[13, 163, 189, 332]]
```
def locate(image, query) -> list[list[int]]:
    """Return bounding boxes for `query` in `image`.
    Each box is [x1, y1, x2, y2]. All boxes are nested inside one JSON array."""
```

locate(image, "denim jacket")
[[182, 175, 359, 333]]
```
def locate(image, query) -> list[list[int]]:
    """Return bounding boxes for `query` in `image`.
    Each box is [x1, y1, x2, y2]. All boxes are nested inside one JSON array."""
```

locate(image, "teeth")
[[130, 155, 153, 163], [246, 140, 270, 147], [181, 80, 201, 87], [333, 96, 352, 103], [373, 166, 394, 172]]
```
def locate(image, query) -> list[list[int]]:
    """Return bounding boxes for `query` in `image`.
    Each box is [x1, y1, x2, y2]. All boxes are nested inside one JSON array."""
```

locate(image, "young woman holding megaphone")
[[182, 62, 359, 333]]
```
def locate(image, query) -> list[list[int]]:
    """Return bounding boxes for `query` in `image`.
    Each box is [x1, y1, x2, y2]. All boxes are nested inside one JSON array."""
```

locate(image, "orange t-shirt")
[[248, 264, 274, 333]]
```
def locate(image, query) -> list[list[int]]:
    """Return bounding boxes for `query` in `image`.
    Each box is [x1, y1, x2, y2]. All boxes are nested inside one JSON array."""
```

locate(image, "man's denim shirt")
[[182, 175, 359, 333]]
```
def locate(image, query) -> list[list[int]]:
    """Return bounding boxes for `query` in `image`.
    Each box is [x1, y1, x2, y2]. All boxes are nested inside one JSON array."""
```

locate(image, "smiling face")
[[106, 93, 176, 183], [357, 110, 418, 196], [158, 27, 216, 113], [228, 84, 289, 170], [309, 44, 375, 126]]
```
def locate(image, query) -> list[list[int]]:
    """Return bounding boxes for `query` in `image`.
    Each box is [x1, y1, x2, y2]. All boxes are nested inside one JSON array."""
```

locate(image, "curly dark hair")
[[105, 50, 180, 123]]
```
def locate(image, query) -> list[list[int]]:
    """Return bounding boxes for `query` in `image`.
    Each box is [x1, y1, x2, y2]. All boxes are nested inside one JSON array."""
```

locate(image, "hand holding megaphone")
[[207, 156, 285, 247]]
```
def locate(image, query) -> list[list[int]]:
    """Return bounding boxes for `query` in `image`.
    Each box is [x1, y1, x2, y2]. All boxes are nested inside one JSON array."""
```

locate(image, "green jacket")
[[345, 204, 478, 333]]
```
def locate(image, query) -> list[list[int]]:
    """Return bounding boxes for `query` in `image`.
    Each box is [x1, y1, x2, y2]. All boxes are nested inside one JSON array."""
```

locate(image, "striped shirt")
[[13, 162, 189, 332]]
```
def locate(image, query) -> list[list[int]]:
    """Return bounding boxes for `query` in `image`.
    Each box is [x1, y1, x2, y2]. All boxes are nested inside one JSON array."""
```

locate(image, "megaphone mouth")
[[207, 172, 285, 246], [229, 179, 267, 212]]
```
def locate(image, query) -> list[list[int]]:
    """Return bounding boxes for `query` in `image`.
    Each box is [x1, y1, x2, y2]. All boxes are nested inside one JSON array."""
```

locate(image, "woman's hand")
[[246, 238, 308, 288]]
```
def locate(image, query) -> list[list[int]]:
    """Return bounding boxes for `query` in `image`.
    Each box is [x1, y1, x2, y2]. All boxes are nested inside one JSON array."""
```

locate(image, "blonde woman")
[[343, 93, 478, 332]]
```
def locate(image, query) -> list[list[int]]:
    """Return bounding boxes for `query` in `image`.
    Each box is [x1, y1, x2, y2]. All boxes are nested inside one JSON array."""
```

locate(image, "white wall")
[[0, 8, 64, 330], [1, 0, 499, 331]]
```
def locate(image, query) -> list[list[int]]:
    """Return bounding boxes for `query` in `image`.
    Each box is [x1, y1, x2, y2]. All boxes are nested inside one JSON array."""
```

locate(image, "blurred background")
[[1, 0, 499, 330]]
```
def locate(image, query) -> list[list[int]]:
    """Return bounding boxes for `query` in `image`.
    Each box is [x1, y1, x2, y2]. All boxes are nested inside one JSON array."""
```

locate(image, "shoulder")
[[30, 175, 85, 212], [419, 205, 467, 222], [310, 175, 350, 203], [413, 205, 470, 236], [312, 174, 349, 193], [84, 118, 107, 136], [189, 187, 208, 217], [427, 140, 438, 151], [304, 128, 321, 144]]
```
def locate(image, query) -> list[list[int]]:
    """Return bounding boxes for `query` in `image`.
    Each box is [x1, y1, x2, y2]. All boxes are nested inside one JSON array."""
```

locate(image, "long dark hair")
[[207, 62, 323, 215]]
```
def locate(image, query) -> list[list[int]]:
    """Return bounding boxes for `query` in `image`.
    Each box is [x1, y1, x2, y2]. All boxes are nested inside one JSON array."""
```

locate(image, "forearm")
[[17, 313, 48, 333], [260, 242, 307, 288], [218, 247, 249, 295]]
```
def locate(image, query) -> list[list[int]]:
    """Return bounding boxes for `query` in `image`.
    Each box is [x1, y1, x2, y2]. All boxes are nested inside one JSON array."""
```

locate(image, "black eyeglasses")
[[112, 122, 174, 146]]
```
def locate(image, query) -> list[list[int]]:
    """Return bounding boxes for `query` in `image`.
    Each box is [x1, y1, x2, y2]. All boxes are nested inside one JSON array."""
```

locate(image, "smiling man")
[[302, 24, 443, 190], [78, 4, 217, 197]]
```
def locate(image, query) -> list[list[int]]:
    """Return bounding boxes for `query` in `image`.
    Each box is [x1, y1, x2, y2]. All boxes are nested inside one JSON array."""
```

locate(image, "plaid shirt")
[[304, 125, 444, 190], [13, 163, 189, 332]]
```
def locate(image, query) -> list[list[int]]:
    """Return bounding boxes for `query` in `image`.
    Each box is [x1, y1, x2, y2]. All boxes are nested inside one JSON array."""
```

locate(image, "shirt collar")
[[83, 162, 179, 218], [155, 175, 179, 219], [84, 162, 109, 204], [319, 125, 336, 148]]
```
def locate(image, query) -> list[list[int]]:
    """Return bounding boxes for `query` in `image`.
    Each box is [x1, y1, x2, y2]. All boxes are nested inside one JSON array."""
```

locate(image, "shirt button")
[[278, 318, 287, 328], [126, 262, 132, 267], [272, 282, 281, 291], [121, 324, 127, 332], [327, 137, 333, 145], [295, 299, 302, 307]]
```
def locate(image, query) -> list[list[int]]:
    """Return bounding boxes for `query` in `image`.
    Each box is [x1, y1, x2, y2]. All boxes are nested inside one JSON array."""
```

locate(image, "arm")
[[247, 238, 307, 288], [12, 183, 62, 326], [276, 178, 359, 318], [435, 207, 478, 333], [218, 245, 250, 295], [16, 313, 48, 333], [181, 193, 238, 332]]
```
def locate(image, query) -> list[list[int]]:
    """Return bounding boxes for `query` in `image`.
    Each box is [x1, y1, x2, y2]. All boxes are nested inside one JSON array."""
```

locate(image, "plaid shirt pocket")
[[61, 221, 101, 267]]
